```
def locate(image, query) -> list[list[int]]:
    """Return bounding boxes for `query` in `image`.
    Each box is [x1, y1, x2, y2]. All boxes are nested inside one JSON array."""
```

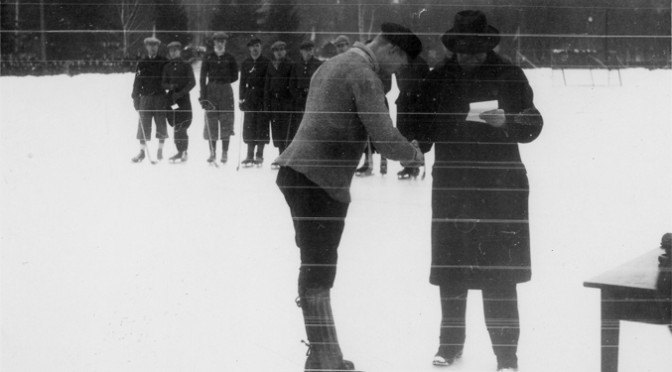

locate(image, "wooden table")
[[584, 249, 671, 372]]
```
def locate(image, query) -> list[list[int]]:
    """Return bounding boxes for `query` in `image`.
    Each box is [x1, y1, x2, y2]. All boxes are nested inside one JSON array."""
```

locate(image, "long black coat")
[[418, 52, 543, 287]]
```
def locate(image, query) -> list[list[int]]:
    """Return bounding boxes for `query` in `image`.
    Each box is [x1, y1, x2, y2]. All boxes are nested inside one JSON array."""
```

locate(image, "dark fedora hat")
[[441, 10, 500, 54]]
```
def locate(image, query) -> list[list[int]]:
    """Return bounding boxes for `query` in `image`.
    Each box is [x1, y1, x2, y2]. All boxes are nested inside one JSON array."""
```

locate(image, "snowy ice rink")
[[1, 68, 671, 372]]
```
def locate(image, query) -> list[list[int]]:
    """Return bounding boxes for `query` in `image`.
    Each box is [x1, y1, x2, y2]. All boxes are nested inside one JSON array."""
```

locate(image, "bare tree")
[[118, 0, 151, 57]]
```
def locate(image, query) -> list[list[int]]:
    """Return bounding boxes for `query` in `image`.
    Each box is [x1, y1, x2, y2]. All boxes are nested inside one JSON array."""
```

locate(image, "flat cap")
[[167, 41, 182, 49], [247, 36, 262, 47], [299, 40, 315, 50], [332, 35, 350, 46], [212, 32, 229, 40], [271, 40, 287, 51], [143, 36, 161, 45], [380, 22, 422, 60]]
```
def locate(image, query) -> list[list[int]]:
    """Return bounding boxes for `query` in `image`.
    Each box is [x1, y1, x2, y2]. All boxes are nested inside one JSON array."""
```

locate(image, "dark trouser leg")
[[276, 167, 353, 371], [438, 284, 468, 358], [482, 283, 520, 370]]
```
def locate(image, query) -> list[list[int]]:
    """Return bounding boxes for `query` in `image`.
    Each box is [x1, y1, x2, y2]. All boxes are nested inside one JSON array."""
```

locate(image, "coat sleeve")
[[199, 58, 208, 99], [131, 62, 141, 99], [175, 64, 196, 99], [239, 62, 247, 100], [350, 69, 416, 162], [415, 72, 442, 153], [500, 67, 543, 143], [229, 55, 239, 84]]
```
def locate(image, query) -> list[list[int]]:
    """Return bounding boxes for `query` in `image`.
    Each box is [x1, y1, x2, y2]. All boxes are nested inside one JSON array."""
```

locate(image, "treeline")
[[1, 0, 670, 76]]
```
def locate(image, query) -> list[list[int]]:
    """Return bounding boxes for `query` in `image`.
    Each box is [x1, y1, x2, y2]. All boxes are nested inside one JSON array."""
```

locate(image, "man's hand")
[[401, 140, 424, 168], [480, 109, 506, 128]]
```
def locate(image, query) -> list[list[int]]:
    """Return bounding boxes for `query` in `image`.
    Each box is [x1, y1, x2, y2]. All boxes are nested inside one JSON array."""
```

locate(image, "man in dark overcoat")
[[239, 36, 270, 166], [417, 10, 543, 372], [200, 32, 239, 164], [264, 40, 294, 165], [131, 36, 169, 163], [163, 41, 196, 163], [287, 40, 322, 147], [395, 55, 429, 179]]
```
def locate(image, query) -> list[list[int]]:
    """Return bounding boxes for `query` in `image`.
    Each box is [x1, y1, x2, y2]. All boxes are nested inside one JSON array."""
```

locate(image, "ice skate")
[[270, 161, 280, 170], [355, 164, 372, 177], [169, 151, 187, 163], [254, 157, 264, 167], [497, 368, 518, 372], [432, 346, 462, 367], [397, 167, 420, 180], [220, 153, 228, 164], [131, 150, 145, 163], [241, 157, 255, 167]]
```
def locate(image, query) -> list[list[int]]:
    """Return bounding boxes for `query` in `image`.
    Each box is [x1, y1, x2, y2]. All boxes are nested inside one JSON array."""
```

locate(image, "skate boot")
[[380, 158, 387, 175], [131, 150, 145, 163], [397, 167, 420, 180], [270, 161, 280, 170], [253, 157, 264, 167], [433, 346, 463, 367], [220, 153, 228, 164], [157, 148, 163, 161], [169, 151, 185, 163], [300, 287, 358, 372], [207, 153, 216, 164], [355, 163, 372, 177], [241, 156, 254, 167]]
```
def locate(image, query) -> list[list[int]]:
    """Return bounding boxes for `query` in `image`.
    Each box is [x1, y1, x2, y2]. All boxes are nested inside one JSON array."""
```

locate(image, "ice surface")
[[1, 68, 671, 371]]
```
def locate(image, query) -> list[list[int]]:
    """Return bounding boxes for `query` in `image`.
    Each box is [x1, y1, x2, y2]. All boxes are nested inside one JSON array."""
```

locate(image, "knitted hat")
[[166, 41, 182, 49], [144, 36, 161, 45], [271, 40, 287, 51]]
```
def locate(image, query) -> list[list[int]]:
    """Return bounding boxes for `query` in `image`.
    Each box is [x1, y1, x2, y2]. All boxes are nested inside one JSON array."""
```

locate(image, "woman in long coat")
[[418, 11, 543, 372]]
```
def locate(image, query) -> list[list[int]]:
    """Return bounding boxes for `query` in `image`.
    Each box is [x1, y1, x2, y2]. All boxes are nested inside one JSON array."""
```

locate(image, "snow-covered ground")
[[1, 68, 671, 372]]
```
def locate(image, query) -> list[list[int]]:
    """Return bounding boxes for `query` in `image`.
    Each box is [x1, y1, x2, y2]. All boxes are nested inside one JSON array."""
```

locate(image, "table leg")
[[601, 290, 620, 372]]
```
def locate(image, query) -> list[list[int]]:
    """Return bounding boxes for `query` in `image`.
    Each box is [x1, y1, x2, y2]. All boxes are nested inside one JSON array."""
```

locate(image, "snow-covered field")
[[1, 68, 671, 372]]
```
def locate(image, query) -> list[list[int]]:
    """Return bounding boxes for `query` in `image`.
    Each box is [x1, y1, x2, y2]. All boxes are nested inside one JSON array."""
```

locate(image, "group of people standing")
[[130, 32, 324, 168], [276, 10, 543, 372]]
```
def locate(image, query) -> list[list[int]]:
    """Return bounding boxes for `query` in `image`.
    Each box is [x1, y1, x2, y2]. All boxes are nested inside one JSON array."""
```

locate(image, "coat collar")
[[350, 41, 379, 74]]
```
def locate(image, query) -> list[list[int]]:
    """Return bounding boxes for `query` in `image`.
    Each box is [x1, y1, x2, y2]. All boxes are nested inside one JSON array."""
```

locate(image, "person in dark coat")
[[287, 40, 322, 147], [239, 36, 271, 167], [163, 41, 196, 163], [417, 11, 543, 372], [395, 55, 429, 179], [131, 36, 169, 163], [199, 32, 238, 164], [264, 40, 294, 166]]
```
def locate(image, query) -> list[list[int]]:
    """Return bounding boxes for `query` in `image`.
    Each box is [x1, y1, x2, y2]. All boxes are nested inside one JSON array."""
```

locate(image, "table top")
[[584, 249, 663, 292]]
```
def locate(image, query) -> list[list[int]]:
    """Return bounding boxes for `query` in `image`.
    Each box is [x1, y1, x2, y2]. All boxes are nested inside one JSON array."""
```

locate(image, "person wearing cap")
[[275, 23, 424, 371], [264, 40, 294, 164], [131, 36, 169, 163], [239, 36, 271, 167], [286, 40, 322, 147], [332, 35, 351, 55], [199, 31, 238, 164], [162, 41, 196, 163], [417, 10, 543, 372], [394, 54, 429, 179]]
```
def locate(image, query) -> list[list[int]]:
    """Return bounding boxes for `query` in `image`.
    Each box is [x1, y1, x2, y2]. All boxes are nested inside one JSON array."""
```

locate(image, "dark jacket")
[[199, 51, 238, 100], [289, 56, 322, 107], [395, 56, 430, 140], [264, 57, 294, 111], [132, 55, 169, 99], [239, 54, 270, 111], [418, 52, 543, 287], [162, 59, 196, 105]]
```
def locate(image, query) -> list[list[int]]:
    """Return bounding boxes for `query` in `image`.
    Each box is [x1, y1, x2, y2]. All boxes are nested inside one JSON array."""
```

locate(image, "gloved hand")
[[480, 109, 507, 128], [400, 140, 424, 168]]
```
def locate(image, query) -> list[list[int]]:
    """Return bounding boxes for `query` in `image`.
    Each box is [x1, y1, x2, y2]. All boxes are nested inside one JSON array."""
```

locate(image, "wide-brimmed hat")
[[271, 40, 286, 51], [212, 32, 229, 41], [144, 36, 161, 45], [381, 22, 422, 60], [441, 10, 500, 54], [331, 35, 350, 46]]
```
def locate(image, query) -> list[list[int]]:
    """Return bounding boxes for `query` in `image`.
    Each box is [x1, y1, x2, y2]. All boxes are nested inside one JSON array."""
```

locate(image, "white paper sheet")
[[466, 100, 499, 122]]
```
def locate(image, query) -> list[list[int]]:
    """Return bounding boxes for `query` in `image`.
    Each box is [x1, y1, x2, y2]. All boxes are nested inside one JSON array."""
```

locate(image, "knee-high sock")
[[300, 286, 344, 369]]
